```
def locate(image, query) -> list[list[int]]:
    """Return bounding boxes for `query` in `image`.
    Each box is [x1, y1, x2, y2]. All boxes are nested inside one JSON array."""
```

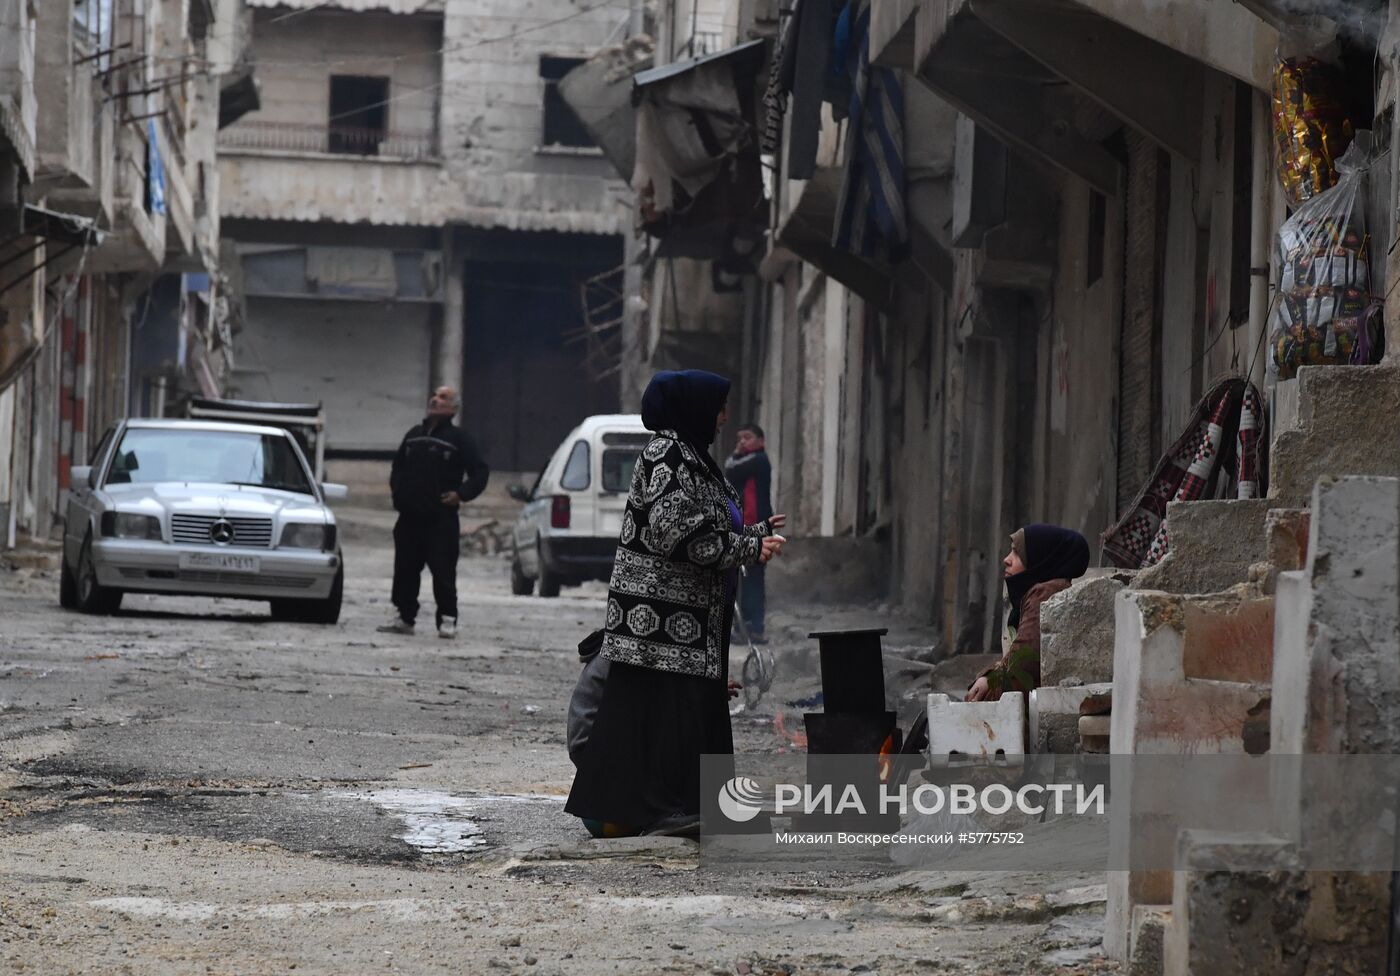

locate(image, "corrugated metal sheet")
[[246, 0, 444, 14]]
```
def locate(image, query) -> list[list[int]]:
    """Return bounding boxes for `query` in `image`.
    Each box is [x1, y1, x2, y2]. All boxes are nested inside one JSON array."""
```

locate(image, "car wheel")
[[510, 551, 535, 596], [537, 543, 561, 598], [59, 548, 78, 609], [75, 534, 122, 615]]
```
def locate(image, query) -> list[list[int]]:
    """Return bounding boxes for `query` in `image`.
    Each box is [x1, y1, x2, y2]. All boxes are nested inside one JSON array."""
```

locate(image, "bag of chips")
[[1273, 57, 1353, 207], [1270, 135, 1384, 381]]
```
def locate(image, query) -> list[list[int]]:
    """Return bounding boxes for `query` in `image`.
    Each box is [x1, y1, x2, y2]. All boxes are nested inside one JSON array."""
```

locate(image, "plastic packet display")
[[1270, 135, 1384, 381], [1272, 57, 1353, 207]]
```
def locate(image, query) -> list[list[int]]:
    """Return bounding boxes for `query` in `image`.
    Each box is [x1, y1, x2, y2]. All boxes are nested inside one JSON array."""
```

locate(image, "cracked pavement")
[[1, 527, 1118, 975]]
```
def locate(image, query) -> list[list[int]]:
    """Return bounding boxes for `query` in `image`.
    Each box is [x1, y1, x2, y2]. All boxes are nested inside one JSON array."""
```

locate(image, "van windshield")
[[601, 448, 641, 493]]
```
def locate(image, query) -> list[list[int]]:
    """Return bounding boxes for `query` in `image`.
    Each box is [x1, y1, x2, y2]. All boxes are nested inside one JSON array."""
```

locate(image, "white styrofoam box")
[[926, 692, 1026, 764]]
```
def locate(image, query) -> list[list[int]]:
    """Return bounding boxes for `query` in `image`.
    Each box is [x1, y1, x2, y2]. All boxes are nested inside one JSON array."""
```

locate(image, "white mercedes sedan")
[[60, 418, 348, 623]]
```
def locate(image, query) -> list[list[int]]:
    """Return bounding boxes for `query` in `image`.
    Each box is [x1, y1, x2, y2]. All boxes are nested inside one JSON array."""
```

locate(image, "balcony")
[[219, 120, 441, 162]]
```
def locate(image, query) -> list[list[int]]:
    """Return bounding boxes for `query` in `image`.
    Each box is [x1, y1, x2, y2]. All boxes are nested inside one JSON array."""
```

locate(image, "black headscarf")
[[1005, 523, 1091, 630], [640, 370, 730, 468]]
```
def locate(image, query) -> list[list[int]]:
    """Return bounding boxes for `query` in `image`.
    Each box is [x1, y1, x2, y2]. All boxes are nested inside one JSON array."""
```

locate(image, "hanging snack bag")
[[1271, 136, 1383, 381], [1273, 57, 1353, 207]]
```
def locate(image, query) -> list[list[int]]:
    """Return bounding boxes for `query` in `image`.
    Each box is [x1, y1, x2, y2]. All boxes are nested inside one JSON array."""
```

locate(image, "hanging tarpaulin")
[[831, 0, 907, 262], [631, 40, 768, 256], [147, 120, 167, 217]]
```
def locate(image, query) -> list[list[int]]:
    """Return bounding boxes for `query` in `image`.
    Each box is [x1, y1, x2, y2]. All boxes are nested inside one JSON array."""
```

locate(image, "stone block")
[[1106, 585, 1275, 961], [1165, 830, 1388, 976], [1271, 476, 1400, 756], [1130, 499, 1272, 595], [1264, 508, 1310, 572], [1040, 575, 1126, 685], [1128, 905, 1169, 976], [1079, 713, 1110, 753], [1028, 683, 1112, 753], [925, 692, 1024, 763], [1271, 364, 1400, 507]]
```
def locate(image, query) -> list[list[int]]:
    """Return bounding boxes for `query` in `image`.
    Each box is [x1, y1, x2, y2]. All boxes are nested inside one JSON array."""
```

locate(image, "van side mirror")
[[507, 484, 531, 503], [71, 465, 93, 489], [320, 483, 349, 502]]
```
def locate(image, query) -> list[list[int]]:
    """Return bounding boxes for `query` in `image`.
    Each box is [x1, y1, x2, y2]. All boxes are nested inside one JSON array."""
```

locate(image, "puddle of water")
[[334, 789, 488, 853]]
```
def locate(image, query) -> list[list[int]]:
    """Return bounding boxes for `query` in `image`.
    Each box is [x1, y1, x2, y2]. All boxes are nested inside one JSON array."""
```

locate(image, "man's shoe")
[[641, 812, 701, 838], [437, 617, 457, 639], [376, 615, 415, 635]]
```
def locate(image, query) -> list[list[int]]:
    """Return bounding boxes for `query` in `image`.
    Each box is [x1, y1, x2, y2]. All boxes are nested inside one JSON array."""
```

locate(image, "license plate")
[[179, 552, 260, 573]]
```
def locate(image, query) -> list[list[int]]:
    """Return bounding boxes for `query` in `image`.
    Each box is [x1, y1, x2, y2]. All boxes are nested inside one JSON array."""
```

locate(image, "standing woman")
[[566, 370, 786, 837]]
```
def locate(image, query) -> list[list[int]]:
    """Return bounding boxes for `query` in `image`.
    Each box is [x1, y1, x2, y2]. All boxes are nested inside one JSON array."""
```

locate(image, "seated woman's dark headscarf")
[[1005, 523, 1091, 629], [641, 370, 731, 466]]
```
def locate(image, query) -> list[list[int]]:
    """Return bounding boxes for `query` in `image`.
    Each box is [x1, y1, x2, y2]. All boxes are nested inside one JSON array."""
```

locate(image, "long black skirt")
[[565, 658, 734, 830]]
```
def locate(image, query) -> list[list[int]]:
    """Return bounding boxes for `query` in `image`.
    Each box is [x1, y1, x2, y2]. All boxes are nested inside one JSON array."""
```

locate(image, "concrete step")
[[1271, 363, 1400, 507]]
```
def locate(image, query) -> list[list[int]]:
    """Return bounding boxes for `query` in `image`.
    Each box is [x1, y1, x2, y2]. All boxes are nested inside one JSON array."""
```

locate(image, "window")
[[539, 56, 594, 149], [601, 449, 640, 493], [559, 440, 591, 491], [328, 76, 389, 155]]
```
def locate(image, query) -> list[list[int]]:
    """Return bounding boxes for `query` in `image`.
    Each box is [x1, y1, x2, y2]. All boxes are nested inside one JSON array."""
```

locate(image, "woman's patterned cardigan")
[[600, 429, 775, 680]]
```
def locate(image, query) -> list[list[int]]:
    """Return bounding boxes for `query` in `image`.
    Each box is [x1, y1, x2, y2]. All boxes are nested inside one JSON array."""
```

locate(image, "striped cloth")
[[1102, 377, 1268, 570], [832, 0, 907, 260]]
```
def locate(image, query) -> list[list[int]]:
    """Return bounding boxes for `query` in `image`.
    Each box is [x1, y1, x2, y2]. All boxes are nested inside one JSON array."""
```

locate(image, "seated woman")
[[966, 524, 1090, 702]]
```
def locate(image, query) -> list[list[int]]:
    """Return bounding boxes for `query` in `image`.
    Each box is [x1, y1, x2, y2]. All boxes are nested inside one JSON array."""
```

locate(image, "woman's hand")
[[965, 676, 991, 702], [759, 534, 786, 564], [769, 514, 788, 531], [727, 679, 742, 700]]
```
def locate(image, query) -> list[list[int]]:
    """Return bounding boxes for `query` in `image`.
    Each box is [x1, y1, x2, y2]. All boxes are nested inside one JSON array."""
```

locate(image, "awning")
[[631, 40, 769, 258], [558, 37, 654, 184], [633, 39, 767, 90]]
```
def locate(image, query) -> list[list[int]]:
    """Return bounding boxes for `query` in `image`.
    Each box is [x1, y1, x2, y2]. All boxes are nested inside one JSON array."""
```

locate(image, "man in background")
[[379, 386, 489, 639], [725, 423, 774, 643]]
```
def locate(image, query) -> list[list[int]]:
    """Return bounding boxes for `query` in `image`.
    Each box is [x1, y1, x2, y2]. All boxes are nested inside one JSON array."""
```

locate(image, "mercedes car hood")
[[104, 482, 330, 522]]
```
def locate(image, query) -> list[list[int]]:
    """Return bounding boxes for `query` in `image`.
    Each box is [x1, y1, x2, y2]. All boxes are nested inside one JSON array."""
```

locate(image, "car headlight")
[[102, 512, 162, 540], [280, 523, 334, 550]]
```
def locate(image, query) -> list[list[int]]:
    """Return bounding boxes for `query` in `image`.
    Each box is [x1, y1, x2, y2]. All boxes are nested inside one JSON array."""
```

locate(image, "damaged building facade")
[[592, 0, 1398, 649], [1, 0, 256, 548], [576, 0, 1400, 969], [217, 0, 629, 479]]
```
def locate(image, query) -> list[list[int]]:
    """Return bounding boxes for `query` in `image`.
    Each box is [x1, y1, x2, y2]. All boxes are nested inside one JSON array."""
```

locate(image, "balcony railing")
[[218, 120, 441, 161]]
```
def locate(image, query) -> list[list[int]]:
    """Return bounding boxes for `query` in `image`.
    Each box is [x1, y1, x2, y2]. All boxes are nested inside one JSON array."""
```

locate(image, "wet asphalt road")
[[0, 529, 1117, 975]]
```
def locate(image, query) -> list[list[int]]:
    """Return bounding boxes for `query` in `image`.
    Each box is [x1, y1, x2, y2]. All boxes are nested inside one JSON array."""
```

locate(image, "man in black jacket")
[[379, 386, 490, 638]]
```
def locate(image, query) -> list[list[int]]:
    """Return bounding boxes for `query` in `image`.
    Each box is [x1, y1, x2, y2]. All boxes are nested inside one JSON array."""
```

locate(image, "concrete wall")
[[244, 9, 442, 140], [233, 296, 434, 451], [440, 0, 626, 234], [1043, 174, 1123, 550]]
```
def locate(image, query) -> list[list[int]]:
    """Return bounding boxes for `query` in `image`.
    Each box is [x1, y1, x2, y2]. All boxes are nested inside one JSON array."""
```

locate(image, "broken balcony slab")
[[913, 0, 1122, 196], [972, 0, 1204, 163]]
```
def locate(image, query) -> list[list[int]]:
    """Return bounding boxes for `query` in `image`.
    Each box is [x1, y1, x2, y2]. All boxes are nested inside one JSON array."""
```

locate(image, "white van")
[[507, 414, 650, 597]]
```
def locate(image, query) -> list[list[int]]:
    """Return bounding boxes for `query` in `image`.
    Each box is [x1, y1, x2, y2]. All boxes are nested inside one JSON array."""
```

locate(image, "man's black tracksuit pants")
[[391, 511, 460, 626]]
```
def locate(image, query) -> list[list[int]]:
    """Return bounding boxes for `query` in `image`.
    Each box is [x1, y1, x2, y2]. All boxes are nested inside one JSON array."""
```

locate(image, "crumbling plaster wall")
[[441, 0, 626, 233]]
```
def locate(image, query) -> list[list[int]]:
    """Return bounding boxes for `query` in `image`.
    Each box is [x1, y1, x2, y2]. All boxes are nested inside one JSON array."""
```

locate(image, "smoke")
[[1266, 0, 1387, 45]]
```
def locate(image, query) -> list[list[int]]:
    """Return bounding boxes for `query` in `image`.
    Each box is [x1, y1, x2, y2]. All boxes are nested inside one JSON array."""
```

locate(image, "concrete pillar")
[[819, 276, 845, 537], [437, 228, 465, 393]]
